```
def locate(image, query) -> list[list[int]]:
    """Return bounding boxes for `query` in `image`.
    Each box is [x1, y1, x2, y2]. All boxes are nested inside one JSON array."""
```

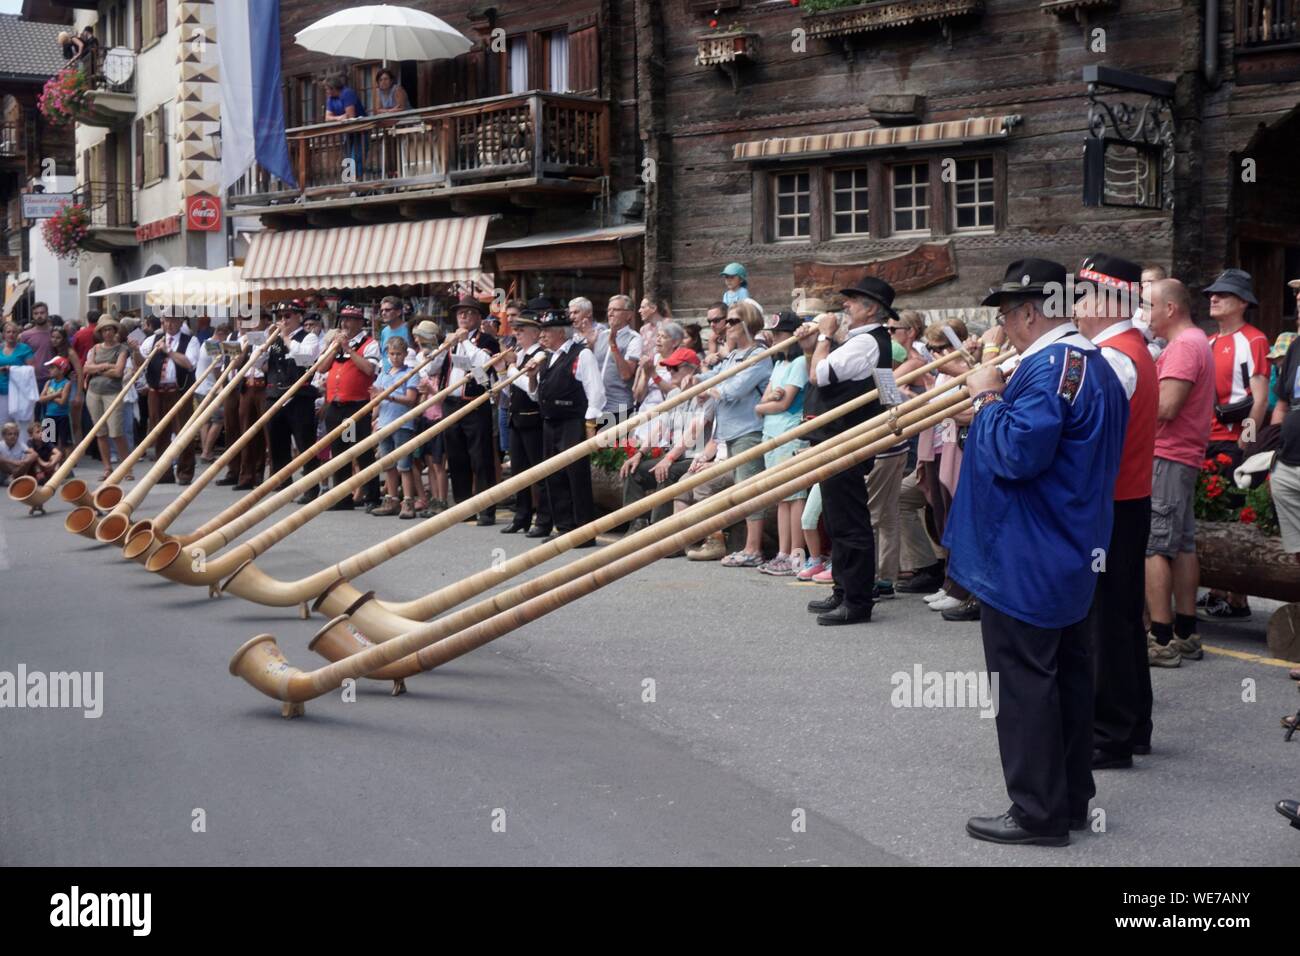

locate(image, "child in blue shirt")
[[39, 356, 73, 454], [370, 337, 420, 518]]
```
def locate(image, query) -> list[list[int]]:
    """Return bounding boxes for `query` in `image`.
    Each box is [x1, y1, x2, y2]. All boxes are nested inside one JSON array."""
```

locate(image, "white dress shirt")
[[511, 343, 544, 396], [1093, 319, 1139, 401], [527, 335, 605, 420], [286, 328, 322, 367], [140, 331, 202, 387], [813, 323, 881, 387], [238, 330, 270, 381], [340, 330, 382, 373], [446, 332, 492, 390]]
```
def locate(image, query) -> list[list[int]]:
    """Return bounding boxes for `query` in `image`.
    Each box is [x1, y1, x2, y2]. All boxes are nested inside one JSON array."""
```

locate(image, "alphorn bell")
[[143, 345, 522, 591], [209, 338, 803, 606], [320, 346, 1011, 641], [122, 335, 459, 562], [118, 338, 338, 562], [231, 379, 975, 715], [9, 342, 163, 515], [85, 328, 281, 546]]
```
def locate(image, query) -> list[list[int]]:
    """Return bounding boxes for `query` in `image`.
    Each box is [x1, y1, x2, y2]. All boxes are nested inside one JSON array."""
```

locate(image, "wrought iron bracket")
[[1083, 66, 1176, 210]]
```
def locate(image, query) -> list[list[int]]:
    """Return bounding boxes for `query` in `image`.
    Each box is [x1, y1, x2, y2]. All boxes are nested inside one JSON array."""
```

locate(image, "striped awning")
[[732, 115, 1020, 161], [242, 217, 490, 290]]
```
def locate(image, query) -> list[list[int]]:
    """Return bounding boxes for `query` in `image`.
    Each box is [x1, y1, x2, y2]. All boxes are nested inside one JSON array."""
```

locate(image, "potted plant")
[[41, 202, 90, 261], [37, 67, 92, 127]]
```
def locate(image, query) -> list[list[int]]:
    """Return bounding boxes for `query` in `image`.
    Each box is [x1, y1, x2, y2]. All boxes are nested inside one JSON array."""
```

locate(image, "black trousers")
[[323, 399, 381, 504], [508, 419, 550, 530], [820, 454, 876, 612], [267, 391, 319, 480], [542, 416, 593, 532], [1090, 496, 1153, 756], [981, 603, 1095, 835], [444, 397, 496, 520]]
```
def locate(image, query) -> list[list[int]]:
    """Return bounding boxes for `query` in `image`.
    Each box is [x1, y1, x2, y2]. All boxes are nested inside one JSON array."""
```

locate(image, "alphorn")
[[77, 328, 281, 545], [69, 357, 231, 514], [231, 379, 974, 714], [207, 338, 804, 606], [141, 348, 523, 594], [117, 339, 337, 546], [123, 336, 459, 561], [320, 345, 998, 637], [7, 342, 163, 513]]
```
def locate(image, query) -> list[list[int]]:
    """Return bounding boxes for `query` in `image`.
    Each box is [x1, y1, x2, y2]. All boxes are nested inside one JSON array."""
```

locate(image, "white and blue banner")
[[217, 0, 297, 190]]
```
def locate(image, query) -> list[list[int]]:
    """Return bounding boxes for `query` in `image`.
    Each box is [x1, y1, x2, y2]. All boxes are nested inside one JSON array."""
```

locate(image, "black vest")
[[146, 332, 194, 390], [509, 347, 544, 427], [538, 342, 590, 420], [266, 327, 315, 397], [803, 325, 893, 444]]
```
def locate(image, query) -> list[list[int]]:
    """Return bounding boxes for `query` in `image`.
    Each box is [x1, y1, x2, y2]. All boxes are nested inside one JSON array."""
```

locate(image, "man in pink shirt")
[[1144, 279, 1215, 670]]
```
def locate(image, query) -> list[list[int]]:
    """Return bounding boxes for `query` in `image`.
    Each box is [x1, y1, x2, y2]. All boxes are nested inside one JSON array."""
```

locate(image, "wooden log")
[[1196, 520, 1300, 602], [1266, 604, 1300, 664]]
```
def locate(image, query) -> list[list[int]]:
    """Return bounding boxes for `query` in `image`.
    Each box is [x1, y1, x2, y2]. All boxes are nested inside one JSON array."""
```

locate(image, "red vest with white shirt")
[[325, 335, 375, 403], [1098, 326, 1157, 501]]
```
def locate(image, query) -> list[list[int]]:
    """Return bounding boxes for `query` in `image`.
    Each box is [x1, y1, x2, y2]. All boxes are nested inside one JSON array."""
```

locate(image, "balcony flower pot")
[[695, 29, 759, 91], [801, 0, 983, 50], [37, 67, 92, 127], [40, 202, 90, 262]]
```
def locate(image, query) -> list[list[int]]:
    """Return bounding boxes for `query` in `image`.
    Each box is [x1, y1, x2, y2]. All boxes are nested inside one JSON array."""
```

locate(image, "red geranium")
[[1201, 458, 1215, 473], [1205, 475, 1224, 499], [1215, 452, 1233, 466], [1239, 506, 1258, 524]]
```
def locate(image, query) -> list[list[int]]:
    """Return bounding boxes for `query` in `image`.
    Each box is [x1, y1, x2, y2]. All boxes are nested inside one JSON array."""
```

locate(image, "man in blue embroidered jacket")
[[945, 258, 1128, 847]]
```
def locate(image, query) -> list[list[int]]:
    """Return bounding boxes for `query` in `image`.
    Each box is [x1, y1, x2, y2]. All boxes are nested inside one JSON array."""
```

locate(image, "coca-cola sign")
[[186, 195, 222, 232]]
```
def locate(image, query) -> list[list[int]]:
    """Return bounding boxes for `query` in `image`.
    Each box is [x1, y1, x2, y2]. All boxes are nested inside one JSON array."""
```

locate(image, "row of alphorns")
[[9, 321, 1013, 718]]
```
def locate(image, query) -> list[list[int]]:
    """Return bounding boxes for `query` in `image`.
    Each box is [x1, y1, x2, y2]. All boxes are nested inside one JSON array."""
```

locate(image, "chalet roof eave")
[[732, 115, 1022, 163]]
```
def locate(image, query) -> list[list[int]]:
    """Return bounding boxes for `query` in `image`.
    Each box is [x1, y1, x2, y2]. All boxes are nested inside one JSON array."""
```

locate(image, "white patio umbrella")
[[88, 267, 206, 298], [294, 5, 472, 63]]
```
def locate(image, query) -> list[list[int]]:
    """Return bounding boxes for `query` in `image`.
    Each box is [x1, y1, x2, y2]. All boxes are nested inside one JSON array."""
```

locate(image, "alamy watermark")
[[890, 664, 999, 719], [0, 665, 102, 718]]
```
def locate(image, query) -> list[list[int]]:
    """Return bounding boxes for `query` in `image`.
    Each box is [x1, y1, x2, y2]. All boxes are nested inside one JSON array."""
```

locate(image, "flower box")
[[801, 0, 983, 42], [694, 30, 759, 67]]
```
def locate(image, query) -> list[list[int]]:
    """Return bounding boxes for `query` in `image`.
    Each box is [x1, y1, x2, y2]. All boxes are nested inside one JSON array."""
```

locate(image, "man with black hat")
[[501, 308, 551, 536], [1075, 253, 1158, 770], [945, 258, 1128, 846], [526, 299, 604, 545], [322, 305, 382, 511], [265, 300, 323, 502], [794, 277, 896, 625], [138, 313, 202, 484], [440, 294, 500, 524]]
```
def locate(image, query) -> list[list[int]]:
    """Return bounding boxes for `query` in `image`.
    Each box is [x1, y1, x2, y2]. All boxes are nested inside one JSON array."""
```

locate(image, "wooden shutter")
[[568, 26, 598, 96], [133, 0, 142, 51], [527, 32, 545, 92], [155, 106, 167, 180], [155, 0, 167, 40], [134, 117, 144, 187]]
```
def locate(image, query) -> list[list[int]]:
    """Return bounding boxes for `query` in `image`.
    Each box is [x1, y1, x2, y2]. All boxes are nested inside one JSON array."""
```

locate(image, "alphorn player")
[[501, 306, 552, 537], [136, 312, 201, 485], [323, 304, 382, 512], [440, 295, 500, 526], [1074, 254, 1158, 771], [231, 311, 272, 490], [946, 258, 1128, 846], [527, 299, 604, 547], [265, 299, 323, 503], [794, 278, 897, 626]]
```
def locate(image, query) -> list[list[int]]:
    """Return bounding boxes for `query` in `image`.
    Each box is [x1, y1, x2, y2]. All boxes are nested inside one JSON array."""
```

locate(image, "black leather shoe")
[[573, 538, 598, 549], [156, 473, 176, 485], [216, 475, 238, 486], [525, 526, 552, 539], [295, 487, 321, 505], [896, 567, 943, 594], [817, 604, 872, 626], [1132, 743, 1151, 755], [500, 522, 528, 534], [941, 598, 981, 622], [1091, 749, 1133, 770], [476, 514, 495, 527], [1277, 799, 1300, 829], [328, 498, 356, 512], [233, 482, 254, 491], [807, 594, 842, 614], [965, 813, 1068, 847]]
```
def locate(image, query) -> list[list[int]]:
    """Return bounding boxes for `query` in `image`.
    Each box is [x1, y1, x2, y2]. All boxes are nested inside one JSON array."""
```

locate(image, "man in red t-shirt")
[[71, 308, 100, 365], [1201, 269, 1269, 621]]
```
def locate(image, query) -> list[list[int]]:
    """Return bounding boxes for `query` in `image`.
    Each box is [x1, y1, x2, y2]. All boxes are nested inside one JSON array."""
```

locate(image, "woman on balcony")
[[372, 69, 410, 114]]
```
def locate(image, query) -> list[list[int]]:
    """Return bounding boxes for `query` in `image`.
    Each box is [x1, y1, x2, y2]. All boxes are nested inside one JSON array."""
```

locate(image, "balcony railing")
[[230, 91, 609, 204], [77, 180, 134, 229], [1238, 0, 1298, 45], [86, 45, 137, 94]]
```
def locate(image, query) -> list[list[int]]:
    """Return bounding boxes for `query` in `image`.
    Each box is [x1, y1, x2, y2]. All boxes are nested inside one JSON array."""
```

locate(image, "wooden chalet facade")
[[229, 0, 646, 314], [652, 0, 1300, 335]]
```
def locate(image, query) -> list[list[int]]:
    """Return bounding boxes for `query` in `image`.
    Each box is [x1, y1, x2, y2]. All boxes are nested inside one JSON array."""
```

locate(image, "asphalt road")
[[2, 467, 1297, 866]]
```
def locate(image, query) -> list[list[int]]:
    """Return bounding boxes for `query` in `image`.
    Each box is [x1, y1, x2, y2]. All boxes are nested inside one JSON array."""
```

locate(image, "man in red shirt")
[[71, 308, 100, 365], [1201, 269, 1269, 621], [1076, 254, 1158, 769]]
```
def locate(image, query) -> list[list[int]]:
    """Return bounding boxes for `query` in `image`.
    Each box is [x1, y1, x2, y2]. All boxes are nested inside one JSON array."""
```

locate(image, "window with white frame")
[[830, 167, 869, 237], [773, 171, 810, 240], [891, 162, 929, 234], [952, 156, 995, 230]]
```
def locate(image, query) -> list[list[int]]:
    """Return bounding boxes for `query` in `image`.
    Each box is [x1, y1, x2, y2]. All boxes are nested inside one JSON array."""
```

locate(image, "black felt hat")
[[838, 276, 899, 320], [981, 258, 1069, 307]]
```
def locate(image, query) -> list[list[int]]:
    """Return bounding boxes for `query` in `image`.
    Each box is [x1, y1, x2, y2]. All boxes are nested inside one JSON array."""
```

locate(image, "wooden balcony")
[[77, 47, 138, 129], [1236, 0, 1300, 83], [77, 180, 135, 253], [229, 91, 610, 224]]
